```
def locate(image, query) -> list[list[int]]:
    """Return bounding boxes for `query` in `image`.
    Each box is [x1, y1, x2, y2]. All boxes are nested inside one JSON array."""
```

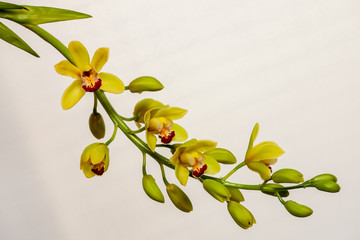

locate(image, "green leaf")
[[0, 21, 39, 57], [0, 2, 26, 10], [0, 5, 91, 25]]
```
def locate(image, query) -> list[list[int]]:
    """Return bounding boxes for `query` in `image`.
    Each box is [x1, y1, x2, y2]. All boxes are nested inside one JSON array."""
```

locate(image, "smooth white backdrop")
[[1, 1, 359, 239]]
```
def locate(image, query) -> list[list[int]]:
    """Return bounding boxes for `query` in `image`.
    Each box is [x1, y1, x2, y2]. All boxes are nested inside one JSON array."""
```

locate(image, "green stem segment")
[[93, 95, 98, 115], [24, 24, 74, 65], [105, 124, 118, 146], [221, 161, 246, 181], [159, 163, 170, 186], [142, 152, 147, 176]]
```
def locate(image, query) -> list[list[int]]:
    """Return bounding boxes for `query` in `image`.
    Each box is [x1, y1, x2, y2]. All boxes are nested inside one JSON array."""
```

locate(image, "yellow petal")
[[171, 123, 188, 142], [133, 98, 165, 122], [61, 80, 86, 110], [54, 60, 81, 79], [153, 107, 187, 120], [146, 132, 157, 152], [103, 153, 110, 171], [99, 72, 124, 94], [175, 162, 189, 186], [91, 47, 109, 72], [247, 162, 272, 180], [246, 141, 284, 163], [82, 164, 96, 178], [90, 144, 108, 164], [68, 41, 90, 70], [188, 140, 217, 152], [204, 155, 221, 175], [245, 123, 259, 158], [80, 143, 98, 166]]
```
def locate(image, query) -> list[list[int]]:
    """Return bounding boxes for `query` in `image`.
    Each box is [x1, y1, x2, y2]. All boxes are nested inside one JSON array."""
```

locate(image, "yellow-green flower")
[[170, 139, 220, 186], [80, 143, 109, 178], [54, 41, 124, 110], [144, 105, 188, 152], [245, 123, 284, 180]]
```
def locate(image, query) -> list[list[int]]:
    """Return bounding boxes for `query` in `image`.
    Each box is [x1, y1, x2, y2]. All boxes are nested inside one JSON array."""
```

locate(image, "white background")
[[1, 0, 359, 239]]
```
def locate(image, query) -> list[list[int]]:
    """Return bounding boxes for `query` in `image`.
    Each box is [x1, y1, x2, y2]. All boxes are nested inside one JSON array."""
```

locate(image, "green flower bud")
[[142, 175, 165, 203], [89, 112, 106, 139], [311, 173, 337, 183], [261, 183, 289, 197], [284, 200, 313, 217], [227, 187, 245, 202], [314, 181, 341, 193], [227, 201, 256, 229], [204, 148, 237, 164], [166, 184, 193, 212], [272, 168, 304, 183], [129, 76, 164, 93], [203, 179, 231, 203]]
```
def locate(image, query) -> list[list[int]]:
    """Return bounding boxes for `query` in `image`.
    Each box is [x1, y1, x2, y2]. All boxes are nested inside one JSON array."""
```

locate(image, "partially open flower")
[[54, 41, 124, 110], [80, 143, 109, 178], [170, 139, 220, 186], [245, 123, 284, 180], [144, 105, 188, 152]]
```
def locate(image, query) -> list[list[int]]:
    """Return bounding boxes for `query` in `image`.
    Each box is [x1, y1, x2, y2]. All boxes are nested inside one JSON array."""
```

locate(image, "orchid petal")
[[245, 123, 259, 158], [247, 162, 272, 180], [54, 60, 81, 79], [61, 80, 85, 110], [82, 164, 96, 178], [188, 140, 217, 152], [104, 153, 110, 171], [99, 72, 124, 94], [68, 41, 90, 70], [91, 47, 109, 72], [204, 155, 220, 174], [246, 141, 284, 162], [153, 107, 187, 120], [175, 162, 189, 186], [146, 132, 157, 152], [171, 123, 188, 142], [90, 144, 108, 164], [80, 143, 98, 166]]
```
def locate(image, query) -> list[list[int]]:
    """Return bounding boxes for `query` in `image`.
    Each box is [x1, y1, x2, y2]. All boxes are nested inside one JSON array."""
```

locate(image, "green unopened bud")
[[314, 181, 340, 193], [261, 183, 289, 197], [89, 113, 106, 139], [227, 187, 245, 202], [311, 173, 337, 183], [204, 148, 237, 164], [142, 175, 165, 203], [203, 179, 231, 202], [227, 201, 256, 229], [166, 184, 193, 212], [284, 200, 313, 217], [129, 76, 164, 93], [272, 168, 304, 184]]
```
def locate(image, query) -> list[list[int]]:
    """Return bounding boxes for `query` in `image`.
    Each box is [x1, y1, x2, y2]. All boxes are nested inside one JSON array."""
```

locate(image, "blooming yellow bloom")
[[80, 143, 109, 178], [54, 41, 124, 110], [144, 106, 188, 151], [245, 123, 284, 180], [170, 139, 220, 186]]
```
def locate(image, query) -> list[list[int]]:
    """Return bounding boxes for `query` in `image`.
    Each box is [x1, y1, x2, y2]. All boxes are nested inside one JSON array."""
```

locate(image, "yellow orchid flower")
[[170, 139, 221, 186], [80, 143, 110, 178], [144, 106, 188, 151], [54, 41, 124, 110], [245, 123, 285, 180]]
